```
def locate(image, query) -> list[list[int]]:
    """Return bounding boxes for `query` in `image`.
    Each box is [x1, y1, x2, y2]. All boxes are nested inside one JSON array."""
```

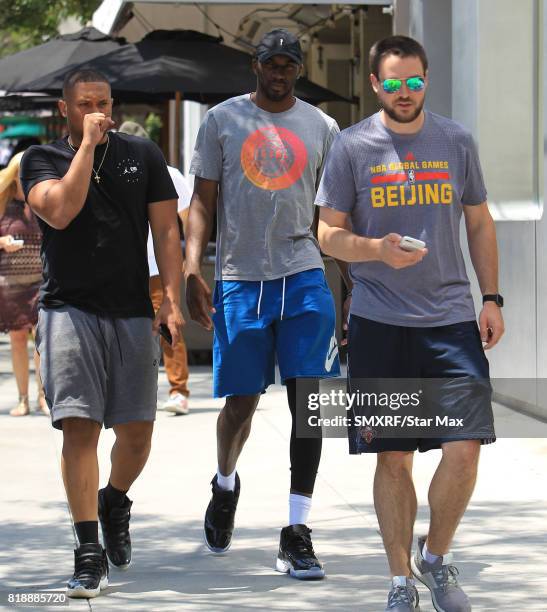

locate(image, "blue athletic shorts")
[[212, 268, 340, 397], [347, 315, 495, 454]]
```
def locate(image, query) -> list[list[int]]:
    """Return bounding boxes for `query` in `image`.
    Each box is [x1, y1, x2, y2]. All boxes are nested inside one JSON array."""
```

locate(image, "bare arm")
[[318, 208, 379, 262], [464, 202, 499, 294], [313, 206, 353, 344], [0, 236, 24, 252], [150, 199, 183, 303], [185, 177, 217, 274], [179, 208, 189, 242], [313, 206, 351, 286], [26, 113, 114, 230], [464, 202, 504, 349], [149, 199, 185, 344], [27, 145, 94, 230], [184, 177, 218, 329], [318, 207, 427, 268]]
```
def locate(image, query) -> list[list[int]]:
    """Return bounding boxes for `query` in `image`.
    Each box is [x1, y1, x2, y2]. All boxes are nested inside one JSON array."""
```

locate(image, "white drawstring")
[[280, 276, 286, 320], [257, 277, 286, 319], [257, 280, 264, 319]]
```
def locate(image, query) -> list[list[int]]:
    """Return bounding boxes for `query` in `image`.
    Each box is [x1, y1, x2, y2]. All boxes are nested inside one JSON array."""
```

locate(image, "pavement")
[[1, 335, 547, 612]]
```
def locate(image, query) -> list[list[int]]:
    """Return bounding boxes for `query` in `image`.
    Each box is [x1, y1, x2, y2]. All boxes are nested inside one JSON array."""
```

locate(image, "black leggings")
[[286, 378, 322, 495]]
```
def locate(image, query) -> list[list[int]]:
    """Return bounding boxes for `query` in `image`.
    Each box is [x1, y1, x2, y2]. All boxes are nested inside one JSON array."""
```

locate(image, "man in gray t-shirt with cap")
[[185, 29, 343, 580], [317, 35, 504, 612]]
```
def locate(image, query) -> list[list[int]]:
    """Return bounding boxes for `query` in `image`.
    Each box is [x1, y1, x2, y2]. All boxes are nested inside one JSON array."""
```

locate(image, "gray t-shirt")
[[190, 94, 339, 281], [315, 110, 487, 327]]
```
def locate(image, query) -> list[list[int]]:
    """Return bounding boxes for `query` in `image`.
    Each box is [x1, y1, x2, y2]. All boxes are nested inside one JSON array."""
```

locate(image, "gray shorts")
[[36, 306, 160, 430]]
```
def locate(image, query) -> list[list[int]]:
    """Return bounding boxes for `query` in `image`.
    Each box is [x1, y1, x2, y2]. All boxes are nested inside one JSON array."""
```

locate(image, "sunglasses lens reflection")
[[381, 77, 425, 93], [407, 77, 425, 91], [382, 79, 401, 93]]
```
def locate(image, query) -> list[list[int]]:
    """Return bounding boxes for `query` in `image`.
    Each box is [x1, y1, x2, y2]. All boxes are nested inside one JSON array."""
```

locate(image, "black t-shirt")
[[20, 132, 177, 318]]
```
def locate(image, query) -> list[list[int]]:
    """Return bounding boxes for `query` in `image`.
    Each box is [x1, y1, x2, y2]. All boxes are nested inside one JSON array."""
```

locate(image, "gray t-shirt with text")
[[190, 94, 339, 281], [315, 110, 487, 327]]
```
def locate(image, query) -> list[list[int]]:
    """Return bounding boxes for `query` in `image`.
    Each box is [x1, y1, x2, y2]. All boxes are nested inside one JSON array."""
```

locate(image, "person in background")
[[118, 120, 191, 415], [0, 151, 48, 416]]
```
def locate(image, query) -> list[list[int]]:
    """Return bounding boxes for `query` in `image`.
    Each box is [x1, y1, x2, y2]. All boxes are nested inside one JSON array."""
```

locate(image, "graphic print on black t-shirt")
[[116, 157, 144, 184], [20, 132, 177, 318]]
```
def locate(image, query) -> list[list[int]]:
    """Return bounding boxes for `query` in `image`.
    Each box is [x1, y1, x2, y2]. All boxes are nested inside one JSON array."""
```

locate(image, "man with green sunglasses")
[[381, 76, 426, 94], [316, 35, 504, 612]]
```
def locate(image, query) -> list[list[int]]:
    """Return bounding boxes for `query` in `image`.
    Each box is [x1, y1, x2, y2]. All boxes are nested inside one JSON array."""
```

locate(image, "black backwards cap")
[[255, 29, 303, 64]]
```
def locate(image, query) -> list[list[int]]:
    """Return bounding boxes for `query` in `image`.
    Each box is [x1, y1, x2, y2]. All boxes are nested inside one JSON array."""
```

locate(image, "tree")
[[0, 0, 101, 58]]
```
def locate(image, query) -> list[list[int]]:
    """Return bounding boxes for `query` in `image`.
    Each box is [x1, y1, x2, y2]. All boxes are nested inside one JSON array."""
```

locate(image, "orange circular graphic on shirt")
[[241, 126, 308, 191]]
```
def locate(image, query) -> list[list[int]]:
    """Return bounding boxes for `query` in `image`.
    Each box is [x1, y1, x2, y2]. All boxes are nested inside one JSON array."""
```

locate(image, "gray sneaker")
[[411, 536, 471, 612], [385, 576, 420, 611]]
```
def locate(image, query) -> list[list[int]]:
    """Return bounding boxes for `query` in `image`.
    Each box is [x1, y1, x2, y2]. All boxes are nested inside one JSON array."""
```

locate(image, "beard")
[[381, 97, 424, 124], [257, 74, 294, 103], [264, 86, 291, 101]]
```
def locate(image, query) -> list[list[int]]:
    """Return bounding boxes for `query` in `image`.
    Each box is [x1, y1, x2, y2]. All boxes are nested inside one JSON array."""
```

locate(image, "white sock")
[[392, 575, 412, 587], [423, 540, 441, 564], [216, 467, 236, 491], [289, 493, 312, 526]]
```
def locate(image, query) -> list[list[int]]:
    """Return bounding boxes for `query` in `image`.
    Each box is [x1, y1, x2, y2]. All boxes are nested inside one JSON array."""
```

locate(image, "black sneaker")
[[275, 524, 325, 580], [204, 473, 240, 553], [66, 543, 109, 599], [98, 488, 132, 570]]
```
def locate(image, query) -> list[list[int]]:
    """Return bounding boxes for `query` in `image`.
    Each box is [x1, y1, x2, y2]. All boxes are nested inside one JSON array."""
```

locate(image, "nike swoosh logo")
[[324, 335, 338, 372]]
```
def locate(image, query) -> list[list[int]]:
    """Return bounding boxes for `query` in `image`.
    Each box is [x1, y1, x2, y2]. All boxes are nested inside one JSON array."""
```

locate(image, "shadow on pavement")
[[1, 502, 546, 611]]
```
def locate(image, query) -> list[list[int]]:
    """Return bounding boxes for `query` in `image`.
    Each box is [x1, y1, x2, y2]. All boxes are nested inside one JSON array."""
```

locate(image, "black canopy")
[[16, 30, 352, 105], [0, 27, 126, 93]]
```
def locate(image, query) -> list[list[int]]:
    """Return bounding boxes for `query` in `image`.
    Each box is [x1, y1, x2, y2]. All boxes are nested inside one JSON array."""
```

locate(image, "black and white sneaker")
[[66, 543, 109, 599], [204, 473, 240, 553], [275, 524, 325, 580], [98, 488, 132, 569]]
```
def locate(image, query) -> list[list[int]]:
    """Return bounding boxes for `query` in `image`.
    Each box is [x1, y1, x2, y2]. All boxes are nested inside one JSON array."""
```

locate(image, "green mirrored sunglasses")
[[381, 76, 425, 94]]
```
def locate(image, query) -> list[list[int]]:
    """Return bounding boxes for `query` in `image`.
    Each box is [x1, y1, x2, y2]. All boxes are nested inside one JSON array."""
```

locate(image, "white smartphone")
[[399, 236, 426, 252], [11, 239, 24, 246]]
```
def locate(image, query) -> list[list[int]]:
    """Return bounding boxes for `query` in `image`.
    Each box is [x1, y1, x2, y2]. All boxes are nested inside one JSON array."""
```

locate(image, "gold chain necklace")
[[67, 134, 109, 184]]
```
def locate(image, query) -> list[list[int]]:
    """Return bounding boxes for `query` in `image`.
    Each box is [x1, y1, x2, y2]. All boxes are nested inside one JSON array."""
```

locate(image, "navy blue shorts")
[[212, 268, 340, 397], [347, 315, 495, 454]]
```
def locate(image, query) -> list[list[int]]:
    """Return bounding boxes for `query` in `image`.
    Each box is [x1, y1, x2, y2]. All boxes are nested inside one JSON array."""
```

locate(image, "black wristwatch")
[[482, 294, 504, 307]]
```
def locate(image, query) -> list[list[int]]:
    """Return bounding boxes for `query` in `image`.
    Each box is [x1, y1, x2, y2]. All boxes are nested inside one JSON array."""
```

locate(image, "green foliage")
[[145, 113, 163, 144], [0, 0, 101, 59]]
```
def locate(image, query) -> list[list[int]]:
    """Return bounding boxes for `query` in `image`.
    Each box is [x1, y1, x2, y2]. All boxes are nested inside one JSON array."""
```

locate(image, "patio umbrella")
[[0, 27, 126, 93], [17, 30, 353, 105]]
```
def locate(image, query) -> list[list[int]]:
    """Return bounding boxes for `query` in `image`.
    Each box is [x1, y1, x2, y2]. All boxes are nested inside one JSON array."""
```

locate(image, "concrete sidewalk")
[[1, 337, 547, 611]]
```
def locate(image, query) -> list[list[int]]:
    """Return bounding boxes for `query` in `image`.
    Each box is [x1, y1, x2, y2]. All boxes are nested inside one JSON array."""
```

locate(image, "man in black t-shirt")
[[20, 69, 184, 599]]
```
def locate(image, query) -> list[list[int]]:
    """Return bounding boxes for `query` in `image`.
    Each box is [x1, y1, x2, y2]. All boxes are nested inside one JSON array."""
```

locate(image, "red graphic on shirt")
[[240, 126, 308, 191], [405, 152, 415, 161], [371, 171, 450, 185]]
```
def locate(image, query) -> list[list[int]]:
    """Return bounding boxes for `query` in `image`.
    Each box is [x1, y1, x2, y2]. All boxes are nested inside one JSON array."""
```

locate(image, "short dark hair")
[[62, 68, 110, 98], [369, 35, 428, 79]]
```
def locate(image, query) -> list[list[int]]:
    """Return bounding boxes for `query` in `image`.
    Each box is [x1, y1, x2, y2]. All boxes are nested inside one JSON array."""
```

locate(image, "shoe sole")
[[275, 557, 325, 580], [411, 556, 446, 612], [164, 406, 190, 415], [107, 555, 131, 571], [203, 527, 231, 554], [66, 575, 108, 599]]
